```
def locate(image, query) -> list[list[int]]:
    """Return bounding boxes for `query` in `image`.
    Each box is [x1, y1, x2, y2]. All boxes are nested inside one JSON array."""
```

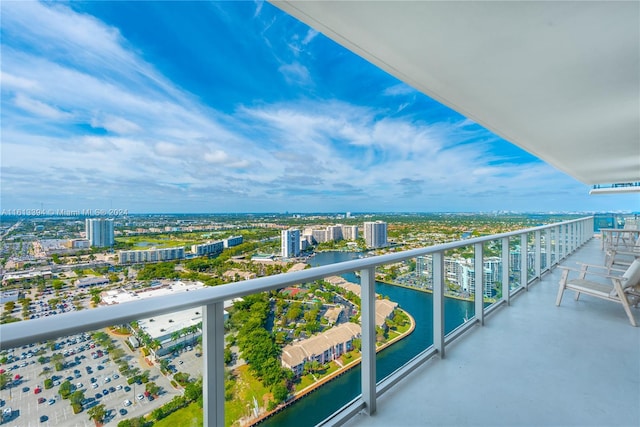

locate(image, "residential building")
[[363, 221, 387, 248], [281, 322, 361, 377], [342, 225, 359, 240], [223, 235, 243, 248], [192, 241, 224, 257], [85, 218, 114, 247], [281, 229, 301, 258], [118, 246, 185, 264]]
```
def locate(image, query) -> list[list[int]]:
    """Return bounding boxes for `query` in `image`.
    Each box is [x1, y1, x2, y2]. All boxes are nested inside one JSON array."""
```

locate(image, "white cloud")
[[13, 93, 71, 119], [383, 83, 416, 96], [93, 115, 142, 134], [278, 62, 311, 85], [0, 71, 38, 91]]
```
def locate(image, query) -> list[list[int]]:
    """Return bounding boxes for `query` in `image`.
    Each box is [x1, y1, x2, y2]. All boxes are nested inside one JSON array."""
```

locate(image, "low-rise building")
[[281, 322, 361, 377], [76, 276, 109, 288]]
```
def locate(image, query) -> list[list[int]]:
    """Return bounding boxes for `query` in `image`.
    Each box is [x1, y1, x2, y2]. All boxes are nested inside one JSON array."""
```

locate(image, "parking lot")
[[1, 329, 191, 426]]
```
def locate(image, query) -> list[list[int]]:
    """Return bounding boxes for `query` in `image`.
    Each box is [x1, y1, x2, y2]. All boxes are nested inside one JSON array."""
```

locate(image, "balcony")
[[4, 217, 633, 426], [343, 231, 640, 427]]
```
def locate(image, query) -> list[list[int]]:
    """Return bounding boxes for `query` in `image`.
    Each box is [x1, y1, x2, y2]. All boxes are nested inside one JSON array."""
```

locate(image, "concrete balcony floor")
[[344, 237, 640, 427]]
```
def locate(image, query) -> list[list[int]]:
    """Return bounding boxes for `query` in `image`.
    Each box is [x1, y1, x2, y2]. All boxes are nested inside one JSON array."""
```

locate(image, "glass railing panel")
[[480, 240, 501, 311], [550, 226, 557, 266], [374, 256, 433, 379], [526, 232, 536, 283], [540, 231, 548, 272], [509, 236, 522, 292]]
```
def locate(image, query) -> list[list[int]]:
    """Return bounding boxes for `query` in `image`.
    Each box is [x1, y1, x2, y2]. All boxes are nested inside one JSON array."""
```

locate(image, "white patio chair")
[[556, 259, 640, 326]]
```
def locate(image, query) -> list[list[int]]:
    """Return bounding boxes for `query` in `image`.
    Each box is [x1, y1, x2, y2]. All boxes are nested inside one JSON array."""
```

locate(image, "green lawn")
[[225, 365, 271, 427], [293, 374, 315, 392], [154, 402, 202, 427]]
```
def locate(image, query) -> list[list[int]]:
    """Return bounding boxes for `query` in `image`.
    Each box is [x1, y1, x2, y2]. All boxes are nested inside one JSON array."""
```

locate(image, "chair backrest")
[[622, 259, 640, 289]]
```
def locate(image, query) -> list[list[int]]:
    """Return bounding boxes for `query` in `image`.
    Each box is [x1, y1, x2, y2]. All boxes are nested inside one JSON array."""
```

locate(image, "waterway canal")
[[263, 251, 474, 426]]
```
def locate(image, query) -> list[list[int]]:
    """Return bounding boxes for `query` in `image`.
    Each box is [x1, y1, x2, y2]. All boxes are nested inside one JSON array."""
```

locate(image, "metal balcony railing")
[[0, 217, 594, 426]]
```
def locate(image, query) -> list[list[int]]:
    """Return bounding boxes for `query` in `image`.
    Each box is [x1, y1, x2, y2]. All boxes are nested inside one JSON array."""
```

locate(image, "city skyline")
[[2, 1, 638, 214]]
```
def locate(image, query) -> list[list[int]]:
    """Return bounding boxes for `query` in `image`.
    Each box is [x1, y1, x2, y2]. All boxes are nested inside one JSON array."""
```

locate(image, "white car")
[[136, 394, 144, 401], [123, 399, 132, 407], [76, 383, 83, 389], [92, 383, 99, 389]]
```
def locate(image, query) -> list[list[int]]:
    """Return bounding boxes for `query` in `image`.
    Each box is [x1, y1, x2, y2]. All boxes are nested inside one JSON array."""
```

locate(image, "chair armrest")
[[577, 262, 626, 273], [559, 265, 620, 280]]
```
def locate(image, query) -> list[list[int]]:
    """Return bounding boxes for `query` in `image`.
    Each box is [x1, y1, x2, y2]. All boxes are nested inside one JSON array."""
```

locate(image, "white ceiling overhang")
[[271, 1, 640, 186]]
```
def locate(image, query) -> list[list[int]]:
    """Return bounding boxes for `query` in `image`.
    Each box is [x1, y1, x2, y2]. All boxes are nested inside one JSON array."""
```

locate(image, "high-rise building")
[[85, 218, 114, 247], [363, 221, 387, 248], [341, 225, 359, 240], [326, 225, 344, 241], [281, 229, 301, 258]]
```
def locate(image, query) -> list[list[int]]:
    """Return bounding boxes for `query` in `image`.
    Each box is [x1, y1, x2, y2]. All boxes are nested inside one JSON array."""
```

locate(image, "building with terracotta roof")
[[281, 322, 361, 377]]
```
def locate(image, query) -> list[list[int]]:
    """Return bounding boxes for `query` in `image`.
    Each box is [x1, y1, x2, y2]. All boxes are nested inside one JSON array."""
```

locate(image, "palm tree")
[[171, 331, 180, 352]]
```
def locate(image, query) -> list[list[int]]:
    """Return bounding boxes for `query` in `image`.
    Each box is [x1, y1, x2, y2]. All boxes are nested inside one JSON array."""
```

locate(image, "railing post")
[[501, 237, 510, 305], [360, 267, 376, 415], [474, 243, 484, 325], [534, 230, 541, 280], [203, 301, 224, 427], [432, 252, 445, 357], [521, 233, 528, 290], [555, 225, 561, 265], [545, 228, 552, 272]]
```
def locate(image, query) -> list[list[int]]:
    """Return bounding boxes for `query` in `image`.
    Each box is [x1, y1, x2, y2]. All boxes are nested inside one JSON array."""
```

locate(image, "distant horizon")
[[1, 210, 637, 218], [2, 1, 639, 213]]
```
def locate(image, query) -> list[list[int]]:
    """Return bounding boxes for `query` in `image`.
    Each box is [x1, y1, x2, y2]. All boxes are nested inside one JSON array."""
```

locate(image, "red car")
[[34, 387, 42, 394], [37, 397, 46, 404]]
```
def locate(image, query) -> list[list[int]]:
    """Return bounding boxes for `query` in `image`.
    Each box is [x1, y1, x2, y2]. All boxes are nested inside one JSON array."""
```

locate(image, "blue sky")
[[1, 1, 637, 214]]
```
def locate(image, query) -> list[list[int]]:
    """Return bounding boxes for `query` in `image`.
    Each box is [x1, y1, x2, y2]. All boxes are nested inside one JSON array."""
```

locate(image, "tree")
[[272, 381, 289, 403], [87, 403, 107, 426], [0, 372, 10, 390], [71, 389, 85, 413], [59, 380, 73, 399], [51, 353, 65, 371], [145, 381, 160, 397], [184, 379, 202, 402]]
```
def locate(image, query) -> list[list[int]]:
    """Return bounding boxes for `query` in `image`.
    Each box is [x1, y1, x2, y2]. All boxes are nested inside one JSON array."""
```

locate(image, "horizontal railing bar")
[[0, 216, 590, 350]]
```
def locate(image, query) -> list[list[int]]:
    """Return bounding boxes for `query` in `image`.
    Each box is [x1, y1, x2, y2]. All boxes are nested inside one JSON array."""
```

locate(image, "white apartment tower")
[[363, 221, 387, 248], [85, 218, 114, 247], [341, 225, 359, 240], [281, 229, 301, 258]]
